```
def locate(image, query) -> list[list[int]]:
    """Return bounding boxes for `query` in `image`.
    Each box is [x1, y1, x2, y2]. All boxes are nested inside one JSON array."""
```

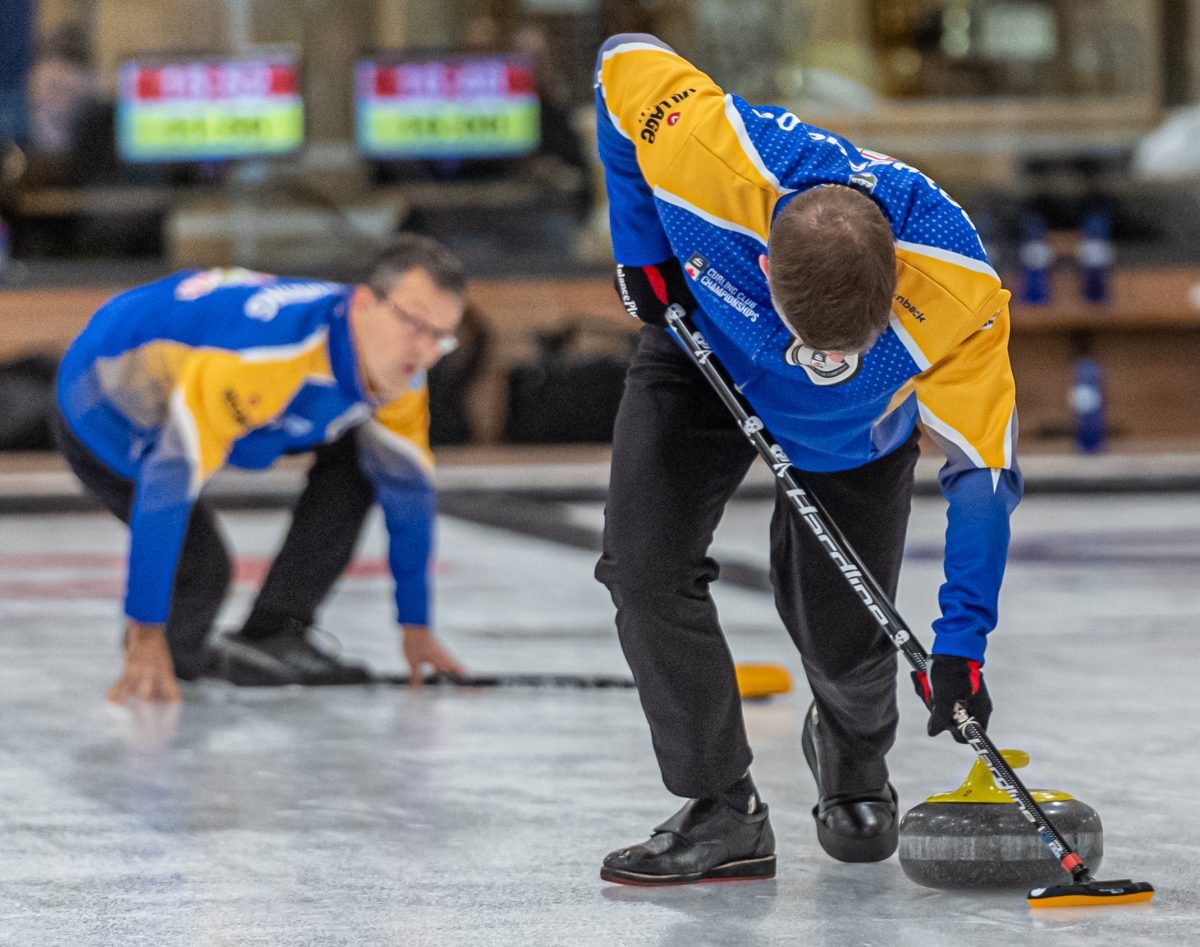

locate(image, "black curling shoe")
[[802, 702, 899, 863], [601, 796, 776, 886]]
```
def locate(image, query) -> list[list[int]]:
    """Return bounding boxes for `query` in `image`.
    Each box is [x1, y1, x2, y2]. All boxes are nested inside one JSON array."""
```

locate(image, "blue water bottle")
[[1071, 356, 1106, 453], [1079, 211, 1114, 303], [1019, 214, 1052, 305]]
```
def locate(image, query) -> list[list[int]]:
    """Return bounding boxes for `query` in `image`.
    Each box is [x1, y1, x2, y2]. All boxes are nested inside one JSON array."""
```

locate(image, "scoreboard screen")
[[117, 54, 304, 163], [356, 54, 540, 160]]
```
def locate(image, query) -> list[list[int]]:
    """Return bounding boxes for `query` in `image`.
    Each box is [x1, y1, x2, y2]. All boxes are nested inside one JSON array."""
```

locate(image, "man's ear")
[[349, 285, 375, 323], [758, 254, 770, 279]]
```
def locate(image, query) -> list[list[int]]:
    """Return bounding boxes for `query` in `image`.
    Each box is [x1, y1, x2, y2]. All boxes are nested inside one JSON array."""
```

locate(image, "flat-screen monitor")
[[117, 52, 304, 163], [356, 53, 540, 161]]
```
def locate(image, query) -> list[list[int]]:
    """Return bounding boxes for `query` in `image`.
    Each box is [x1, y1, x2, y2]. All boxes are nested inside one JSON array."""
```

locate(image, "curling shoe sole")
[[600, 853, 776, 886]]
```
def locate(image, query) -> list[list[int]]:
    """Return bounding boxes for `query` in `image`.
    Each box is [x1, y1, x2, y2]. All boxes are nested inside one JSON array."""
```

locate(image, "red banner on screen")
[[363, 59, 535, 101], [128, 62, 300, 102]]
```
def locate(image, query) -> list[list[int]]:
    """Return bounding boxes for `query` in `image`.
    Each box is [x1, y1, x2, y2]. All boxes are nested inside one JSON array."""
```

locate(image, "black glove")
[[913, 655, 992, 744], [613, 258, 697, 327]]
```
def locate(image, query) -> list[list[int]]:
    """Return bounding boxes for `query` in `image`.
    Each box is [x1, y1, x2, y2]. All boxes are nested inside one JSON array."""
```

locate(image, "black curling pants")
[[52, 408, 376, 679], [595, 326, 919, 799]]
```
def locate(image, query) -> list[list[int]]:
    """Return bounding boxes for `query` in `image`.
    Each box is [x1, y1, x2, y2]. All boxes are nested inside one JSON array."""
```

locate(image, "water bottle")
[[1079, 211, 1114, 303], [1071, 356, 1106, 453], [1018, 214, 1053, 305]]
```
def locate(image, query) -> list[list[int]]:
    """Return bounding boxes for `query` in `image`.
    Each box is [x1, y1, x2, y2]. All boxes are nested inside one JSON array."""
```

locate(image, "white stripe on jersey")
[[888, 314, 932, 371], [723, 96, 795, 196], [1002, 404, 1015, 470], [603, 104, 632, 140], [652, 185, 767, 245], [896, 240, 1000, 281], [237, 327, 329, 364], [364, 419, 434, 476], [917, 401, 987, 470], [598, 40, 678, 64], [168, 387, 205, 498]]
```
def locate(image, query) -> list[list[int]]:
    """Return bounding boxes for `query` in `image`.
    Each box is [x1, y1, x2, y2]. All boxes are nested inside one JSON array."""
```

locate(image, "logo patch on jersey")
[[695, 264, 760, 322], [894, 294, 926, 323], [784, 339, 862, 386], [244, 282, 340, 321], [638, 88, 695, 144], [981, 310, 999, 330], [176, 267, 272, 301], [223, 389, 253, 428], [849, 171, 878, 193], [684, 253, 708, 280]]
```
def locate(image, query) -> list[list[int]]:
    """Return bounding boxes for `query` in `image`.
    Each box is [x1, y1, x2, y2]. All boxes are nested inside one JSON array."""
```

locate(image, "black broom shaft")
[[664, 305, 1090, 881]]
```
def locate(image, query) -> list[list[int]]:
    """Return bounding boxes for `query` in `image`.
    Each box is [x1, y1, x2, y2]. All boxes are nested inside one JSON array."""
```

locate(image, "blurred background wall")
[[3, 0, 1200, 452]]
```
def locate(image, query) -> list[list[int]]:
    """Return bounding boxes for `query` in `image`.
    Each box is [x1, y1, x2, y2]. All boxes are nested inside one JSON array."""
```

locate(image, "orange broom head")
[[734, 663, 792, 700], [1027, 879, 1155, 908]]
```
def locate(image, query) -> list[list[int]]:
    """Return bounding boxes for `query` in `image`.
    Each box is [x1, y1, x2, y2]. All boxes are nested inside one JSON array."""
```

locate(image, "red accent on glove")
[[915, 670, 931, 706], [967, 659, 982, 695], [643, 265, 669, 305]]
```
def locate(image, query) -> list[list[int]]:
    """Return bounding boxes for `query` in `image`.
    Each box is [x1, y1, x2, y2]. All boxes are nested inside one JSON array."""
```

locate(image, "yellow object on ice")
[[735, 663, 792, 700], [923, 749, 1073, 804], [1027, 889, 1155, 908]]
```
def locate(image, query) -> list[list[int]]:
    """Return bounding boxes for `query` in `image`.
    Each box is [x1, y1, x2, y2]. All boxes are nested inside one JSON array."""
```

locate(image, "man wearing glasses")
[[594, 35, 1021, 884], [55, 234, 467, 702]]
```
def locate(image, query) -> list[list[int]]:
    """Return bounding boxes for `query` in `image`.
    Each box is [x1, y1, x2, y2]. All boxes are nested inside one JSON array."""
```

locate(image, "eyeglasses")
[[375, 293, 460, 355]]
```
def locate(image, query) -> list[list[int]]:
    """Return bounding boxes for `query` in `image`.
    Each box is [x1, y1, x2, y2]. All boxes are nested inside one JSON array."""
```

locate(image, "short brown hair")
[[766, 185, 896, 352], [368, 233, 468, 298]]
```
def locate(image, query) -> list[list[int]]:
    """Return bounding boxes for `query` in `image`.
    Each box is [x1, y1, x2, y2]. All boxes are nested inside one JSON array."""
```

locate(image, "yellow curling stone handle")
[[924, 749, 1074, 804], [735, 663, 792, 700]]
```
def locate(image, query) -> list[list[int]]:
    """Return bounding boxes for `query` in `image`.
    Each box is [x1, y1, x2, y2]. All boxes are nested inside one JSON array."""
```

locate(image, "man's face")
[[350, 267, 464, 401]]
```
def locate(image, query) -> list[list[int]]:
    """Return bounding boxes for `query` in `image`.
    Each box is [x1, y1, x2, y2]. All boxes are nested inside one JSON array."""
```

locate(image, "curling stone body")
[[899, 750, 1104, 890]]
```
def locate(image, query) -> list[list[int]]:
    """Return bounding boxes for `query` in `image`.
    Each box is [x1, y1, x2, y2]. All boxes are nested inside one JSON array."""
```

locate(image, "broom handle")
[[665, 304, 1090, 883]]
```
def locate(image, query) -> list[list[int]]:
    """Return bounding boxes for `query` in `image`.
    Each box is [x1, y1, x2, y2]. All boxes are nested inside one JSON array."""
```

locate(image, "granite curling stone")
[[898, 749, 1104, 889]]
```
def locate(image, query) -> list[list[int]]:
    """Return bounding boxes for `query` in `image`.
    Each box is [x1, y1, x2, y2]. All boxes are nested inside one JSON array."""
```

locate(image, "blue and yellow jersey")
[[57, 268, 436, 628], [596, 34, 1023, 662]]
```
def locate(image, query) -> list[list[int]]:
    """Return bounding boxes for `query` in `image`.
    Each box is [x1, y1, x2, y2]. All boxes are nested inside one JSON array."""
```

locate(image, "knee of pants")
[[176, 540, 234, 599], [805, 644, 898, 693], [595, 549, 718, 600]]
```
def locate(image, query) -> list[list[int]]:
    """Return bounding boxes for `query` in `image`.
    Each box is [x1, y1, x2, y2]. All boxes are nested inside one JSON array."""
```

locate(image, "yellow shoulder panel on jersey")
[[598, 41, 780, 241], [372, 385, 433, 467], [175, 330, 332, 482], [657, 132, 780, 243], [891, 244, 1007, 367], [912, 297, 1016, 471], [598, 43, 721, 166]]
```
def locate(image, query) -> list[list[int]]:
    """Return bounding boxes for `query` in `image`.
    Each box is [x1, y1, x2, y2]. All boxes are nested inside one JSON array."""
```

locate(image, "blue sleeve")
[[594, 35, 673, 265], [377, 477, 436, 627], [124, 438, 197, 623], [932, 466, 1023, 664], [353, 427, 436, 627]]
